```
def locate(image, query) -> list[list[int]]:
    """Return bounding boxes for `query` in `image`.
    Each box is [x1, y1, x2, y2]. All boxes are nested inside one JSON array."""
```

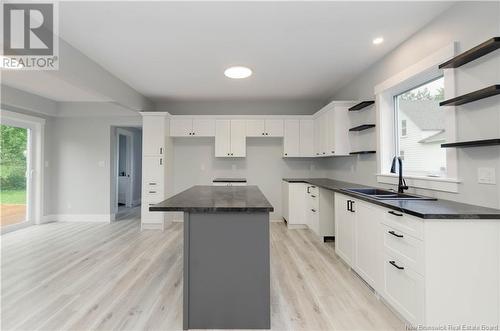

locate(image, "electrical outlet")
[[478, 167, 496, 184]]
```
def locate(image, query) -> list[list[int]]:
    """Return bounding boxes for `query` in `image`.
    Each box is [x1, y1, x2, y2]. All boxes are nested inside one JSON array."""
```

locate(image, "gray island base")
[[150, 186, 274, 330]]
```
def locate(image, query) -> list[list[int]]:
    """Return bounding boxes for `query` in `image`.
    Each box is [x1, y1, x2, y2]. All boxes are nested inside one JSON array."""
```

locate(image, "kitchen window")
[[374, 43, 459, 193], [394, 77, 446, 177]]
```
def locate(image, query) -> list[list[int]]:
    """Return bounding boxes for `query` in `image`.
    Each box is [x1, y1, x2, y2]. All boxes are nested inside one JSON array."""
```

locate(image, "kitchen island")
[[150, 185, 274, 330]]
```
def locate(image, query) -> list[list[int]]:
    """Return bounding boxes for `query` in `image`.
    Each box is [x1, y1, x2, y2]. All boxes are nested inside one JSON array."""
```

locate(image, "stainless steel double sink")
[[343, 188, 437, 201]]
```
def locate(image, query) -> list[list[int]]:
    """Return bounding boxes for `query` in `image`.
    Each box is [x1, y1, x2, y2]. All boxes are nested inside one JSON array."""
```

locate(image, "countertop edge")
[[282, 178, 500, 220]]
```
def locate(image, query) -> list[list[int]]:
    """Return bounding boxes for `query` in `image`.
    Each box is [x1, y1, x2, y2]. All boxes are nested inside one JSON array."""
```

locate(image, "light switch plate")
[[478, 167, 496, 184]]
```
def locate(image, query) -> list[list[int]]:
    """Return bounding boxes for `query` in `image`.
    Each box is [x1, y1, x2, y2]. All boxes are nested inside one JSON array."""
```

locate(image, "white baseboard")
[[270, 219, 283, 223], [172, 218, 283, 223], [287, 223, 308, 229], [44, 214, 113, 223], [141, 222, 164, 231]]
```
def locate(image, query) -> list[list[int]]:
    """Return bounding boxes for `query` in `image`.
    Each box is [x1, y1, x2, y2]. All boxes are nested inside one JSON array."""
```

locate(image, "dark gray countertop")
[[213, 178, 247, 183], [150, 185, 274, 213], [283, 178, 500, 219]]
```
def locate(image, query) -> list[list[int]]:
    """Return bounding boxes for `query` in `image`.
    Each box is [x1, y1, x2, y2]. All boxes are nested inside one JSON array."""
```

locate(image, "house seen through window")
[[394, 77, 446, 177]]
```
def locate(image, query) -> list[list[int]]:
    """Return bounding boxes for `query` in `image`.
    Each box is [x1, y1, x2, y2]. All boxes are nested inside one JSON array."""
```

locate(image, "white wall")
[[48, 115, 142, 219], [172, 137, 317, 220], [319, 1, 500, 209]]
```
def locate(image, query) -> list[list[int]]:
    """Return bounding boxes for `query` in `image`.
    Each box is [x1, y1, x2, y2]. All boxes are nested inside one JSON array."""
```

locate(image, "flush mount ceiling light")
[[224, 66, 252, 79], [372, 37, 384, 45]]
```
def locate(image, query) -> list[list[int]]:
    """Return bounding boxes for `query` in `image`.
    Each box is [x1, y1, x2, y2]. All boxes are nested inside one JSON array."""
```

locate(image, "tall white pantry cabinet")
[[140, 112, 171, 230]]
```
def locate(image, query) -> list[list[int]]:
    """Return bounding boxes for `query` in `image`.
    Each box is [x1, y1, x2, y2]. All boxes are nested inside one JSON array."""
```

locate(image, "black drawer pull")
[[389, 260, 404, 270], [311, 195, 316, 198], [388, 230, 404, 238], [388, 211, 403, 217], [311, 209, 316, 212], [149, 183, 157, 185], [149, 191, 157, 194]]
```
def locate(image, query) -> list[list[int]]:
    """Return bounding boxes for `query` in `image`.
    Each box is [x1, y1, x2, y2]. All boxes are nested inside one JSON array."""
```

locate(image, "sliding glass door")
[[0, 124, 31, 228]]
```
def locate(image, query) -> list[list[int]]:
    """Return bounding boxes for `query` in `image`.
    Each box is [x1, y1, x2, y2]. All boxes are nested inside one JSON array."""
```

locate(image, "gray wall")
[[319, 1, 500, 209]]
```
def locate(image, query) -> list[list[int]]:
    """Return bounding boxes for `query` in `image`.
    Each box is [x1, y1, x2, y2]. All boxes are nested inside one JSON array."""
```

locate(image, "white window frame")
[[0, 109, 45, 233], [374, 43, 460, 193]]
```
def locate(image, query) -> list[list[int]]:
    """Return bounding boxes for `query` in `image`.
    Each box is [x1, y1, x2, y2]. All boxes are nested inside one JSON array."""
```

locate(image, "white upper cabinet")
[[265, 119, 284, 137], [215, 119, 246, 157], [143, 115, 166, 156], [170, 118, 215, 137], [283, 120, 300, 157], [192, 118, 216, 136], [246, 119, 283, 137], [299, 119, 314, 157], [283, 119, 314, 157], [313, 102, 352, 156], [246, 119, 266, 137], [230, 120, 246, 157]]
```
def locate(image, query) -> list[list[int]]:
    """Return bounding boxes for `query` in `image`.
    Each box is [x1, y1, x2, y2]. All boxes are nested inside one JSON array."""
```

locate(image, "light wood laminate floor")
[[1, 207, 404, 330]]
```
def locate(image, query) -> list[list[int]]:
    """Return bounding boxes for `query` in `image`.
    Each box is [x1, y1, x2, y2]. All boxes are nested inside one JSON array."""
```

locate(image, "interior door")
[[215, 120, 231, 157], [230, 120, 246, 157]]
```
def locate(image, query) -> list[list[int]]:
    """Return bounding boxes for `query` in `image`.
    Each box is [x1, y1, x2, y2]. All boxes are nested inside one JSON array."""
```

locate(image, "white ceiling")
[[57, 1, 454, 102]]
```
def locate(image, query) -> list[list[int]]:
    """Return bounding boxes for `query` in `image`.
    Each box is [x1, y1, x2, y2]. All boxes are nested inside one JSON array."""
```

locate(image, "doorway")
[[0, 124, 31, 228], [114, 127, 142, 220]]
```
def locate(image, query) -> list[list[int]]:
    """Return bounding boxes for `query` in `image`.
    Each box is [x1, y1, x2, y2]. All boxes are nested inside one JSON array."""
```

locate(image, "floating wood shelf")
[[349, 124, 376, 132], [441, 139, 500, 148], [440, 85, 500, 106], [349, 151, 376, 155], [349, 101, 375, 111], [439, 37, 500, 69]]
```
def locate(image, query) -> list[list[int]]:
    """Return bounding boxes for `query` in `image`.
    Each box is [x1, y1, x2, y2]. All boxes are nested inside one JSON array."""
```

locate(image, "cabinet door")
[[265, 119, 284, 137], [230, 120, 246, 157], [283, 120, 300, 157], [334, 194, 355, 266], [314, 117, 321, 156], [142, 156, 164, 191], [326, 110, 336, 156], [299, 119, 314, 157], [143, 116, 165, 156], [170, 118, 193, 137], [215, 120, 231, 157], [246, 119, 265, 137], [192, 119, 215, 137], [319, 112, 328, 156], [354, 201, 382, 290]]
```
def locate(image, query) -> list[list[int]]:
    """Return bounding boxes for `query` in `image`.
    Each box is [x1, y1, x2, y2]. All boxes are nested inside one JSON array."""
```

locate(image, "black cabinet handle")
[[284, 153, 288, 156], [307, 186, 311, 193], [389, 260, 404, 270], [149, 191, 157, 194], [388, 230, 404, 238], [159, 158, 162, 165], [388, 211, 403, 217], [311, 195, 316, 198], [160, 147, 163, 154], [311, 209, 316, 212], [192, 132, 195, 135], [323, 152, 326, 154], [350, 201, 355, 213], [262, 132, 265, 135], [347, 200, 350, 211], [149, 182, 156, 185], [266, 133, 269, 135]]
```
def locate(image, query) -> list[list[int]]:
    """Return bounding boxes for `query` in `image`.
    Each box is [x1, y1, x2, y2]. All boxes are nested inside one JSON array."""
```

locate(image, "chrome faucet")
[[390, 156, 409, 193]]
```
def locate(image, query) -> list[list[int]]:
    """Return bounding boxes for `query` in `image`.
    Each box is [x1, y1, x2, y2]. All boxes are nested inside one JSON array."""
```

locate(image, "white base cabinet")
[[334, 193, 500, 327], [306, 186, 334, 239], [281, 181, 308, 228]]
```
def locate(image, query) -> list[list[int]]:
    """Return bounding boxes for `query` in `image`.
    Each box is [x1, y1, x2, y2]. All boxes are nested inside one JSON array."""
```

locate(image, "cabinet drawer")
[[383, 251, 424, 325], [383, 209, 423, 240], [145, 180, 161, 190], [383, 225, 424, 275], [144, 187, 164, 198]]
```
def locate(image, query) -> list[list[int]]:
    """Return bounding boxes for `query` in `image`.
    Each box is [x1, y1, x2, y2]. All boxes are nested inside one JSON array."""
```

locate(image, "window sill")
[[376, 173, 460, 193]]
